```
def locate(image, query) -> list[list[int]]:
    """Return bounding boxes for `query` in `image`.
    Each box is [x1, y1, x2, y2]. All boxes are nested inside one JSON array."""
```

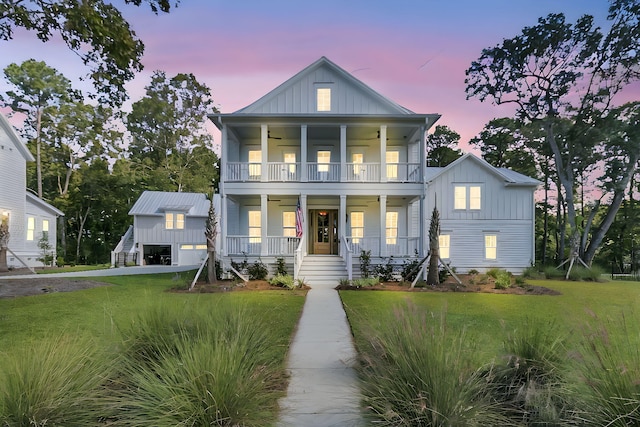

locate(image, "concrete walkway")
[[0, 265, 199, 280], [278, 282, 364, 426]]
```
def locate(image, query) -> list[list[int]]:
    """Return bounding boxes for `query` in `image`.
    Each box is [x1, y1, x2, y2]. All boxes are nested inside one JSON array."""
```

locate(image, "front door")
[[311, 209, 338, 254]]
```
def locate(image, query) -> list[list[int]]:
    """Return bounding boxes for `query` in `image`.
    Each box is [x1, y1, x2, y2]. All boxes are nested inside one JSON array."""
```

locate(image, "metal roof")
[[128, 191, 211, 217]]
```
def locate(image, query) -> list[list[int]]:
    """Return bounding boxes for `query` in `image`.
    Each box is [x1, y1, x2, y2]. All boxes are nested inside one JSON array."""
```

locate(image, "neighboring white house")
[[112, 191, 220, 267], [0, 113, 63, 269], [208, 56, 539, 281]]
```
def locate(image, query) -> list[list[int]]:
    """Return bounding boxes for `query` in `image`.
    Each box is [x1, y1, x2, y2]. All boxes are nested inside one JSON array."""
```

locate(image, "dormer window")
[[316, 87, 331, 111]]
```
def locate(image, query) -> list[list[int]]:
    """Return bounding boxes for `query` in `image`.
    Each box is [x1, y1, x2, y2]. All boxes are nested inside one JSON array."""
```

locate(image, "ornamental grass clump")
[[576, 312, 640, 426], [480, 320, 576, 425], [0, 335, 112, 427], [357, 303, 507, 426], [114, 301, 285, 426]]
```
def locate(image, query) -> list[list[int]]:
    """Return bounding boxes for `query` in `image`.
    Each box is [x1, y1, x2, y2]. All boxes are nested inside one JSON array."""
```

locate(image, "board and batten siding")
[[135, 215, 206, 245]]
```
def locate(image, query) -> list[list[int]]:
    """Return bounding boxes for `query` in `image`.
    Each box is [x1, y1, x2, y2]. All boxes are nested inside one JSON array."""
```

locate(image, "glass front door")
[[311, 209, 338, 254]]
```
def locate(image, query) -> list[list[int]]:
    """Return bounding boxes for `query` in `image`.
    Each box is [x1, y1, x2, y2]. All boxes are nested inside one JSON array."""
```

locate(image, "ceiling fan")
[[268, 131, 282, 140], [364, 130, 389, 141]]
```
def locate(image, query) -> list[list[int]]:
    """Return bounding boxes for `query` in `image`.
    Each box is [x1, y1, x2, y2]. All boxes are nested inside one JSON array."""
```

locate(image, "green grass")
[[35, 263, 111, 274]]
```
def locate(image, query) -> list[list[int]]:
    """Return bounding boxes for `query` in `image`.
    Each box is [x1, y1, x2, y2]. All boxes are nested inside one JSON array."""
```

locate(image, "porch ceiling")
[[229, 124, 420, 143]]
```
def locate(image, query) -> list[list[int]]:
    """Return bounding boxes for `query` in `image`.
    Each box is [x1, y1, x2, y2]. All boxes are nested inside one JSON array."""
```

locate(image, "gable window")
[[386, 150, 399, 180], [165, 213, 185, 230], [27, 216, 35, 241], [248, 150, 261, 178], [283, 212, 296, 237], [454, 185, 482, 210], [42, 219, 49, 240], [316, 88, 331, 111], [249, 211, 261, 243], [439, 234, 450, 259], [485, 234, 497, 260], [386, 211, 398, 245], [317, 150, 331, 173], [350, 211, 364, 244]]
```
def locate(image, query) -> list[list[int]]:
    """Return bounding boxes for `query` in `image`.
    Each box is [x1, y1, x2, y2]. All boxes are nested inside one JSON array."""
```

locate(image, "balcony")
[[226, 162, 421, 183]]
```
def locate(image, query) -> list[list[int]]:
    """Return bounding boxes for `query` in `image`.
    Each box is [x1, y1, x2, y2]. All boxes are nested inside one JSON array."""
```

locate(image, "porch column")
[[379, 195, 387, 257], [340, 125, 347, 182], [221, 195, 228, 256], [301, 125, 308, 182], [339, 194, 347, 256], [419, 125, 426, 256], [261, 194, 268, 256], [221, 124, 228, 188], [260, 124, 268, 182], [380, 125, 387, 183], [300, 194, 308, 255]]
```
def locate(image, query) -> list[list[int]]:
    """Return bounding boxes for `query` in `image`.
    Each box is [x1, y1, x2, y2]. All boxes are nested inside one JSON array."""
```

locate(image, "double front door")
[[310, 209, 338, 255]]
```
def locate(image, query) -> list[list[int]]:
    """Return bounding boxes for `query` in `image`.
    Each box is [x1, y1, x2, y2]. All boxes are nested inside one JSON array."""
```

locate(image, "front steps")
[[298, 255, 348, 287]]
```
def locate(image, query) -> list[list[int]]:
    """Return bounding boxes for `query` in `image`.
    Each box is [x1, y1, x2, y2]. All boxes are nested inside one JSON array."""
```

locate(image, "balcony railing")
[[226, 162, 422, 183], [347, 236, 420, 257], [226, 236, 300, 256]]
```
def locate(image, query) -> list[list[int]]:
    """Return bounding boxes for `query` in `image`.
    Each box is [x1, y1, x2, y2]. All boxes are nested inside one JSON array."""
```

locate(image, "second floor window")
[[317, 88, 331, 111], [352, 153, 364, 176], [165, 213, 185, 230], [454, 185, 482, 210], [386, 151, 399, 179], [318, 151, 331, 172], [284, 152, 296, 174]]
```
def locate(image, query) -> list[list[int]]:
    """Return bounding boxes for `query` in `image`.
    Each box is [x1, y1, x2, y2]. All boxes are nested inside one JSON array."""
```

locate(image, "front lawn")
[[341, 279, 640, 426], [0, 272, 306, 426]]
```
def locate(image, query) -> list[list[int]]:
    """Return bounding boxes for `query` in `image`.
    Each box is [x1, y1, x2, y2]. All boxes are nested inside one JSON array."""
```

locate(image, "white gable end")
[[236, 57, 413, 115]]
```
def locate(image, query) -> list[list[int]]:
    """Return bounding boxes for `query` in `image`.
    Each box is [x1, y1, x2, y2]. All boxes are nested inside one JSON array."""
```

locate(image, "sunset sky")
[[1, 0, 636, 151]]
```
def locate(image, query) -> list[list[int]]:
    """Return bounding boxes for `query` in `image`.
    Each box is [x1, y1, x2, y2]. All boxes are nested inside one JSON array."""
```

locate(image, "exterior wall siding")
[[0, 131, 28, 254], [136, 216, 206, 245]]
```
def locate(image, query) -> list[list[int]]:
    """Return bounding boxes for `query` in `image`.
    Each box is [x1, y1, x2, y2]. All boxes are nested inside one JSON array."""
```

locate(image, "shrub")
[[275, 257, 288, 276], [269, 273, 298, 289], [248, 258, 268, 280], [486, 267, 502, 278], [0, 335, 112, 426], [468, 269, 479, 275], [358, 304, 507, 425], [359, 250, 372, 278], [494, 270, 512, 289], [439, 263, 453, 283], [352, 277, 380, 287], [400, 253, 421, 282], [543, 265, 565, 280], [522, 265, 544, 279], [568, 265, 605, 282]]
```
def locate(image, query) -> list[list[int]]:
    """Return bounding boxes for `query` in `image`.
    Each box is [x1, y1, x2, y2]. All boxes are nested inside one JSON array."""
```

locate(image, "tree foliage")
[[425, 125, 462, 167], [465, 0, 640, 266], [0, 0, 176, 106]]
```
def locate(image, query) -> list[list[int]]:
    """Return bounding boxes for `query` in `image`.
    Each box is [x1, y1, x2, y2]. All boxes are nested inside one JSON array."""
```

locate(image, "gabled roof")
[[129, 191, 211, 217], [426, 153, 541, 187], [0, 112, 34, 162], [26, 192, 64, 216], [228, 56, 436, 118]]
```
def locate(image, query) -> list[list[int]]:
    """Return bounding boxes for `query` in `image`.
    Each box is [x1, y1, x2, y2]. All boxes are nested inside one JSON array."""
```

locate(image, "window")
[[352, 153, 363, 176], [284, 152, 296, 174], [283, 212, 296, 237], [350, 212, 364, 244], [249, 211, 261, 243], [195, 244, 207, 250], [248, 150, 261, 178], [180, 244, 194, 250], [42, 219, 49, 240], [386, 150, 399, 179], [165, 213, 185, 230], [485, 234, 497, 259], [386, 211, 398, 245], [27, 216, 35, 241], [454, 185, 482, 210], [439, 234, 450, 259], [317, 88, 331, 111], [317, 150, 331, 173]]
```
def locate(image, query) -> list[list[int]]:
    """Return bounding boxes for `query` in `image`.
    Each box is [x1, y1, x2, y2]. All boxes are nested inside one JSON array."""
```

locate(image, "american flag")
[[296, 198, 303, 238]]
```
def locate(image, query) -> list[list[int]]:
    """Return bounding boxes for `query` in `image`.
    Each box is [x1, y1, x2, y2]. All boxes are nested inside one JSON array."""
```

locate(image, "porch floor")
[[277, 281, 365, 426]]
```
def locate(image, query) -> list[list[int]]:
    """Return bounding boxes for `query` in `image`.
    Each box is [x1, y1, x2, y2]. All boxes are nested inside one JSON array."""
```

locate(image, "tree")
[[465, 1, 640, 267], [425, 125, 462, 167], [426, 206, 440, 286], [2, 59, 76, 197], [126, 71, 218, 193], [205, 190, 217, 284], [0, 0, 176, 106]]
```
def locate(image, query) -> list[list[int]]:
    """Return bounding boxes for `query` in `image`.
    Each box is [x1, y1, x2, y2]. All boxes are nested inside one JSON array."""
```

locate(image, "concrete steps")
[[298, 255, 348, 287]]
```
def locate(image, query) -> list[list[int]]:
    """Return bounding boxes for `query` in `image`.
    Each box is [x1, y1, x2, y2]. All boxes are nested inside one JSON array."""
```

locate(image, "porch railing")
[[348, 236, 420, 257], [226, 236, 300, 256], [225, 161, 422, 183], [341, 235, 353, 280]]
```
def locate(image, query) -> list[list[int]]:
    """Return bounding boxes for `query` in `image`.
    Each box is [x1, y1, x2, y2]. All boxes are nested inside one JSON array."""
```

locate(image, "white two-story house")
[[210, 57, 539, 282], [0, 113, 63, 269]]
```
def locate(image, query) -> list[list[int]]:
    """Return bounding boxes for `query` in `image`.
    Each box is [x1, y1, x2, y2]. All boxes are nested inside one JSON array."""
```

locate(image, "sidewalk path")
[[278, 283, 364, 426], [0, 265, 199, 280]]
